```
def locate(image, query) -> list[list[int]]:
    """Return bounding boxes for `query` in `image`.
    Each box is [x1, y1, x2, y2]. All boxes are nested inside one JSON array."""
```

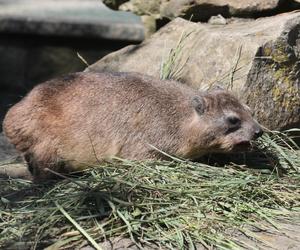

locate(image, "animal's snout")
[[253, 126, 263, 140]]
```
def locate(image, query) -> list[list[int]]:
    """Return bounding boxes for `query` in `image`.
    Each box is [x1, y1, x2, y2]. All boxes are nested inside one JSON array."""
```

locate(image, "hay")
[[0, 130, 299, 249]]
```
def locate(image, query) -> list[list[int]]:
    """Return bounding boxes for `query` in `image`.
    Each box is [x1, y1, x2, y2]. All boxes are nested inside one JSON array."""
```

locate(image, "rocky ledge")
[[0, 0, 144, 41]]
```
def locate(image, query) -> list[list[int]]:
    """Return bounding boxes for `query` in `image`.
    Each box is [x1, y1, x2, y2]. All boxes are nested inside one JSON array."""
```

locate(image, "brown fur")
[[3, 72, 262, 180]]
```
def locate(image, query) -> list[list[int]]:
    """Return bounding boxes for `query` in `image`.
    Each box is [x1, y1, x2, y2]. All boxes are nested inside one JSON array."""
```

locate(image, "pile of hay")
[[0, 131, 299, 249]]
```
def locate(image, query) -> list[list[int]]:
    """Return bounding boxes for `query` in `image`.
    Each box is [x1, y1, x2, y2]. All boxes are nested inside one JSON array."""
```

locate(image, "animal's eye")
[[227, 116, 241, 127]]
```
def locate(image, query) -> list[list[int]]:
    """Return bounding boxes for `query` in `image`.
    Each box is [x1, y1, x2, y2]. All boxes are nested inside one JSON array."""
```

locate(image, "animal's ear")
[[192, 96, 206, 115]]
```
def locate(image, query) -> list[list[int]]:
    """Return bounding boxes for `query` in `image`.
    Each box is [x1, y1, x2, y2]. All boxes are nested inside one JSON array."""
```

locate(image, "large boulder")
[[102, 1, 300, 36], [160, 0, 282, 20], [103, 0, 300, 22], [87, 12, 300, 130]]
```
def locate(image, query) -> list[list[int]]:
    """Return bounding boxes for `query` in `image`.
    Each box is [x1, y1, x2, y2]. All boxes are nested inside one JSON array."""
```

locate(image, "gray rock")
[[103, 0, 300, 23], [0, 0, 144, 41], [87, 13, 300, 130], [160, 0, 281, 20], [0, 133, 20, 162]]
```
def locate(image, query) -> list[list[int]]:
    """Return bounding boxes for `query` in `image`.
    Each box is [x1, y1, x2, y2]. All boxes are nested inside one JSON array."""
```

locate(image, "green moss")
[[272, 86, 281, 102], [271, 40, 291, 63], [262, 45, 272, 57], [263, 39, 293, 64], [271, 73, 299, 111], [264, 44, 299, 112]]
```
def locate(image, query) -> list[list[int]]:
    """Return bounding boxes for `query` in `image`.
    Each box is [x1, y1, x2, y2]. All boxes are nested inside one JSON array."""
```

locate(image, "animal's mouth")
[[233, 140, 252, 152]]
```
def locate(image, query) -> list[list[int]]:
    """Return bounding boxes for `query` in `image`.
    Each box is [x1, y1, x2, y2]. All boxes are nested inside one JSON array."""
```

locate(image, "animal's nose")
[[253, 127, 263, 139]]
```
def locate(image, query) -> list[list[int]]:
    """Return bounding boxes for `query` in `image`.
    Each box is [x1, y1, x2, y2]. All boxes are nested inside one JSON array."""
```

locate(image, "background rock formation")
[[87, 12, 300, 130], [103, 0, 300, 33], [0, 0, 144, 128]]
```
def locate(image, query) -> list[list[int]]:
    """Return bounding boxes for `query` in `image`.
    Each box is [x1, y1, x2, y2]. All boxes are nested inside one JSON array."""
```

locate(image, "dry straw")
[[0, 130, 299, 249]]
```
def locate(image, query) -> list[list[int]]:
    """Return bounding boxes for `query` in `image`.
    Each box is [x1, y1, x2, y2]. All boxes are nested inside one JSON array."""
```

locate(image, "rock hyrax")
[[3, 72, 263, 180]]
